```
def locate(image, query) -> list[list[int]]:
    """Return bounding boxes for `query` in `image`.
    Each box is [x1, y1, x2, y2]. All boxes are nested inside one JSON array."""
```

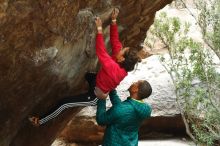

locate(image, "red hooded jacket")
[[95, 24, 127, 93]]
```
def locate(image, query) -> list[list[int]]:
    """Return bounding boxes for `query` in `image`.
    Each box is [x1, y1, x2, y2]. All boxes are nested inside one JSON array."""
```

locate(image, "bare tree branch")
[[160, 60, 197, 142]]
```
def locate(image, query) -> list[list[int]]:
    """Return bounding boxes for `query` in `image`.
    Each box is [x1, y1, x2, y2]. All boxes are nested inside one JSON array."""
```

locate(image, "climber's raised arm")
[[110, 8, 122, 57], [95, 17, 114, 68]]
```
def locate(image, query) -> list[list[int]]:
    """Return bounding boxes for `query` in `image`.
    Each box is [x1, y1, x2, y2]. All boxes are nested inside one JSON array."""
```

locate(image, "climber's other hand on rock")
[[111, 8, 119, 21], [95, 17, 102, 33]]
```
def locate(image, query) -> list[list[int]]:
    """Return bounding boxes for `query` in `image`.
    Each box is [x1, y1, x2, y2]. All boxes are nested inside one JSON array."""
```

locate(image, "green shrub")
[[145, 8, 220, 146]]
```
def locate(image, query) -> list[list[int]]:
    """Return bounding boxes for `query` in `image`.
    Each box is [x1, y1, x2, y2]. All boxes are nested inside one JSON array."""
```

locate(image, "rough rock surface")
[[0, 0, 173, 146]]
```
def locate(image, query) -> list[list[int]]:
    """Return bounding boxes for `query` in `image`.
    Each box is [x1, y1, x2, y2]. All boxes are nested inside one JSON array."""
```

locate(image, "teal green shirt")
[[96, 90, 152, 146]]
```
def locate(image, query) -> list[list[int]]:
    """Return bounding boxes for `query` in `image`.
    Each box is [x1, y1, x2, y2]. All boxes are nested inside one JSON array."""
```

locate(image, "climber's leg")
[[36, 92, 97, 125], [29, 73, 98, 126]]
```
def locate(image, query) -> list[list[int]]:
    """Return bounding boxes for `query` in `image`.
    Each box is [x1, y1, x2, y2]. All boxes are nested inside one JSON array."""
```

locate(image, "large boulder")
[[0, 0, 172, 146]]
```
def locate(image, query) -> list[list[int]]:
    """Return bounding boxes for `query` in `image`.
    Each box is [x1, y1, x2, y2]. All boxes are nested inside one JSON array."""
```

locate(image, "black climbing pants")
[[38, 73, 97, 125]]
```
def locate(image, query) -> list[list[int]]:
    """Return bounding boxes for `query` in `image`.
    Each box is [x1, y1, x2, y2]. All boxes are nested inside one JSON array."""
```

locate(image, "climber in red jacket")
[[29, 8, 142, 126]]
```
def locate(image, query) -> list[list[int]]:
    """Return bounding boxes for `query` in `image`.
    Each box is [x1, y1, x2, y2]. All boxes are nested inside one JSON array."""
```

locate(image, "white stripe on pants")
[[39, 98, 98, 125]]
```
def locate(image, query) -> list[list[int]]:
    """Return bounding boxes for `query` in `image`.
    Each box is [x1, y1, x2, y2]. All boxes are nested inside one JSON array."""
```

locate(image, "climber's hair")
[[119, 49, 141, 72], [138, 80, 152, 99]]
